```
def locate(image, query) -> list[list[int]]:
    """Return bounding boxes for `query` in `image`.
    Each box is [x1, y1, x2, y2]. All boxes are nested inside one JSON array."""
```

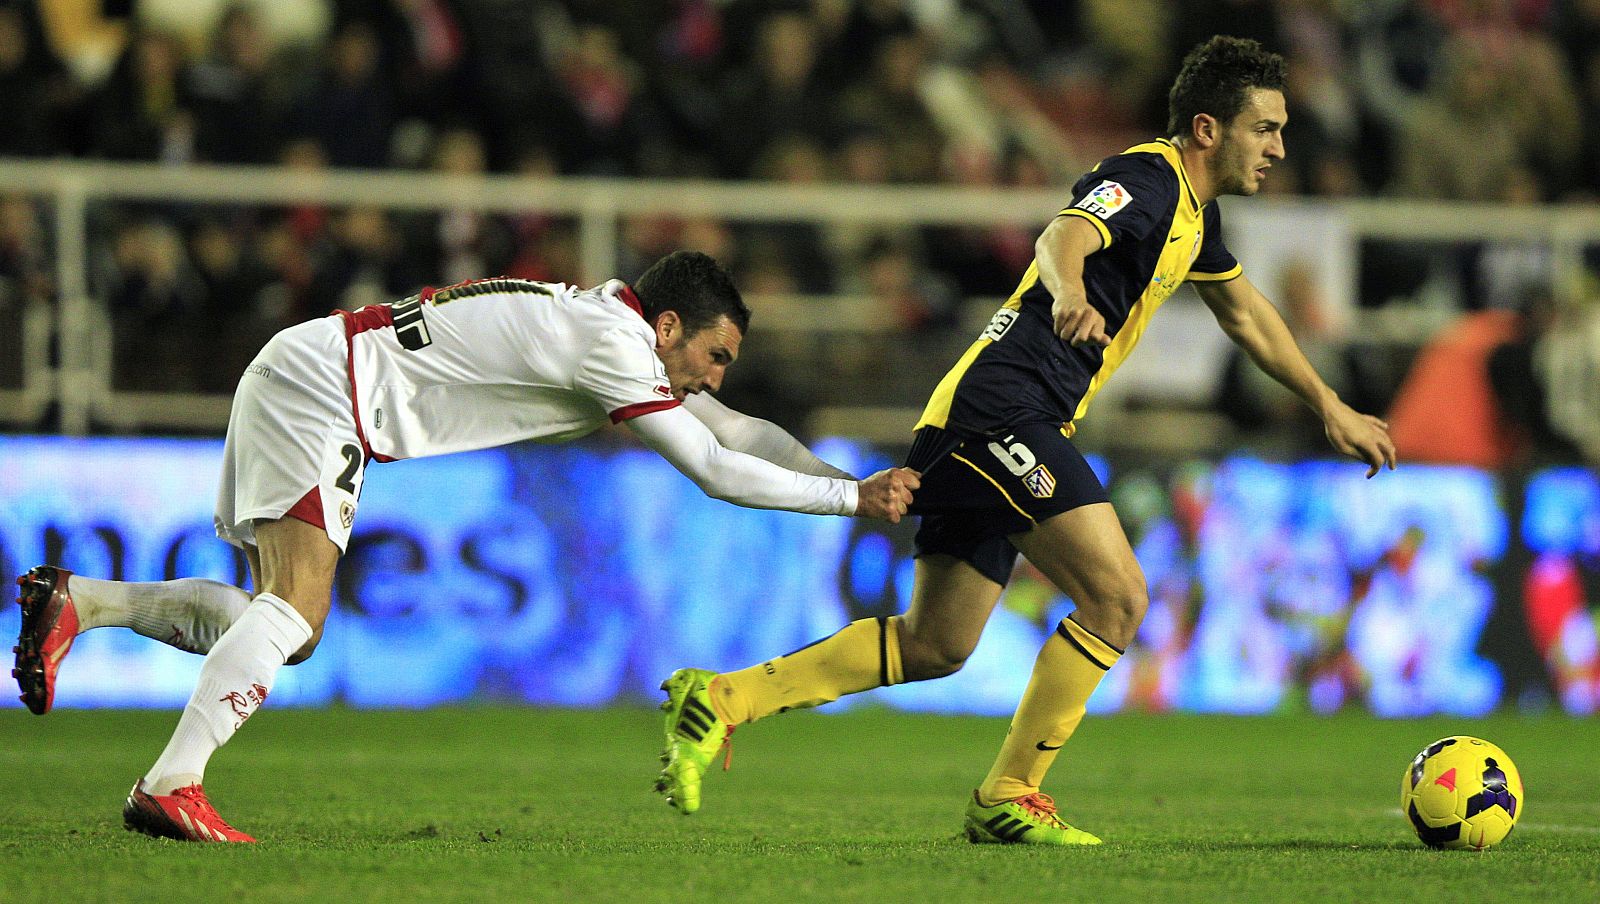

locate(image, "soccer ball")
[[1401, 736, 1523, 850]]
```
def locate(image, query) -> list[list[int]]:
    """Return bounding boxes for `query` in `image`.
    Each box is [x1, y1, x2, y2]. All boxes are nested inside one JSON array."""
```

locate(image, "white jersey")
[[341, 278, 678, 460], [215, 275, 858, 552]]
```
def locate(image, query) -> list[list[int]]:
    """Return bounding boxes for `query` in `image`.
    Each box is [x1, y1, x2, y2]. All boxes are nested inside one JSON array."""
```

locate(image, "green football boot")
[[654, 668, 733, 815], [963, 791, 1103, 845]]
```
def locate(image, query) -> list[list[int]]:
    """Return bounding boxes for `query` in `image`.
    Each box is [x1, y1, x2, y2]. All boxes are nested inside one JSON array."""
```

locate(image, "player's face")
[[1213, 88, 1287, 197], [659, 314, 742, 399]]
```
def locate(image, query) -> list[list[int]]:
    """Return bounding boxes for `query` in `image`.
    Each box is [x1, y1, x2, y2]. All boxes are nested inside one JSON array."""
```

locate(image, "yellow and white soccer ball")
[[1401, 736, 1524, 850]]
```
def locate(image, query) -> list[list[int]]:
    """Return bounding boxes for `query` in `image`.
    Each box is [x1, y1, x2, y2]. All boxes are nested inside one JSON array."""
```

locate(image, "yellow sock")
[[712, 617, 903, 724], [977, 615, 1123, 804]]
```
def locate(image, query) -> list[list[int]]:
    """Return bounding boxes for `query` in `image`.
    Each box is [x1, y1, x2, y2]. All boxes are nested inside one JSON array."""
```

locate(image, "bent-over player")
[[13, 250, 919, 842], [654, 37, 1395, 843]]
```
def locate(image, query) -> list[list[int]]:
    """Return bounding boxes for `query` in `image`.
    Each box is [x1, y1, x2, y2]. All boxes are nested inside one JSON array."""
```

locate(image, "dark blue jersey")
[[916, 139, 1243, 438]]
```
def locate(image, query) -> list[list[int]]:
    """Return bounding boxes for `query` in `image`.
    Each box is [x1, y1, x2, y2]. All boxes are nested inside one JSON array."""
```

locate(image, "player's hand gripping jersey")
[[339, 277, 679, 460], [917, 139, 1244, 439]]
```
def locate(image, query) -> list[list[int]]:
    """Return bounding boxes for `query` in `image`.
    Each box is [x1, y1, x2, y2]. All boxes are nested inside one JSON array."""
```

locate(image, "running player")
[[12, 250, 919, 842], [654, 37, 1396, 842]]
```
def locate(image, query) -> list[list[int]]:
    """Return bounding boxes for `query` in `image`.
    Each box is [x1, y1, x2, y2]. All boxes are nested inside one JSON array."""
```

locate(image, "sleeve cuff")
[[1059, 208, 1112, 250], [1187, 264, 1243, 282], [609, 398, 682, 424], [840, 478, 859, 516]]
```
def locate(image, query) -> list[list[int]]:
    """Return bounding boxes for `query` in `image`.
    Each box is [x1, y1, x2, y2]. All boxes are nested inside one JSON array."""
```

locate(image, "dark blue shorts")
[[903, 423, 1109, 586]]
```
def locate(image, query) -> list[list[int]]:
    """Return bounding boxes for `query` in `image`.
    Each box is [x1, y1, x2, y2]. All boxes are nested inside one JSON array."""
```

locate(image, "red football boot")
[[123, 780, 257, 843], [13, 565, 80, 714]]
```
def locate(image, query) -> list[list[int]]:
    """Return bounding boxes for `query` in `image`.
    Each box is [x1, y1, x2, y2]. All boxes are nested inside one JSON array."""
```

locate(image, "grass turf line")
[[1, 706, 1596, 903]]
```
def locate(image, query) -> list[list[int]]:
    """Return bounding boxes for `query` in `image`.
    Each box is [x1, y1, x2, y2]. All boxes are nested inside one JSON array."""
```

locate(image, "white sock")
[[68, 576, 252, 654], [143, 593, 312, 794]]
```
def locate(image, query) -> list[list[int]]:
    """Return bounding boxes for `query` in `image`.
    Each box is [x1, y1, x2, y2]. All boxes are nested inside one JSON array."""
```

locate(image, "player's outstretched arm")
[[681, 392, 855, 479], [1197, 274, 1396, 477], [628, 405, 856, 514], [628, 404, 922, 519]]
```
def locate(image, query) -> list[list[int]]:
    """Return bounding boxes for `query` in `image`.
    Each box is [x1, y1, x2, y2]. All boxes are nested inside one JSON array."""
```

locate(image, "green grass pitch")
[[2, 705, 1596, 903]]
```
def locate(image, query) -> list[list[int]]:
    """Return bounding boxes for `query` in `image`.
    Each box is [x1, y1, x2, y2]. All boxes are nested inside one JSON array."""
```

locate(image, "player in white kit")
[[11, 251, 920, 842]]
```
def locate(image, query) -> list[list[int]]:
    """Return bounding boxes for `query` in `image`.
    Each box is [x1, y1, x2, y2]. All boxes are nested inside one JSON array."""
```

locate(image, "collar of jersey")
[[1153, 138, 1201, 212], [612, 281, 645, 319]]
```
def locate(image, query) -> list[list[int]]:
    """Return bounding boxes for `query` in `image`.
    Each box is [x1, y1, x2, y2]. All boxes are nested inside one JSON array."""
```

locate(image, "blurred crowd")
[[2, 0, 1592, 196], [0, 0, 1597, 463], [0, 0, 1590, 190]]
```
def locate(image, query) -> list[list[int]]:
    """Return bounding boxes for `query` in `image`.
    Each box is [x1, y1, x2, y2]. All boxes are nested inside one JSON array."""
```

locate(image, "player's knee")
[[900, 637, 974, 682], [1083, 574, 1149, 634], [903, 654, 966, 682], [1113, 580, 1150, 625]]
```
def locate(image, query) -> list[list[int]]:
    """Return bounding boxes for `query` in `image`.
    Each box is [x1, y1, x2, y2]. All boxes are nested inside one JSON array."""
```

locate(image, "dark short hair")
[[633, 250, 751, 337], [1166, 36, 1286, 138]]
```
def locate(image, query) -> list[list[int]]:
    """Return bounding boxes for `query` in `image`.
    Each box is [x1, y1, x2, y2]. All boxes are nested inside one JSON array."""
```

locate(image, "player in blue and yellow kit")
[[656, 36, 1397, 842]]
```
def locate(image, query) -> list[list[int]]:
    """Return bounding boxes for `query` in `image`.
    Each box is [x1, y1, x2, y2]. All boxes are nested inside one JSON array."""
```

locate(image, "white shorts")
[[214, 317, 368, 553]]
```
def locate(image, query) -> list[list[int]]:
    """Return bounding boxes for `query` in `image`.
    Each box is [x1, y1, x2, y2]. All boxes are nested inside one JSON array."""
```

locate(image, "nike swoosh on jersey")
[[1036, 741, 1063, 751]]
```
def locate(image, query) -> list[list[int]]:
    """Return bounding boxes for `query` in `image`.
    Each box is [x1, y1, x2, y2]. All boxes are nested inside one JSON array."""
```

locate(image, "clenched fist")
[[855, 468, 921, 523], [1052, 296, 1110, 347]]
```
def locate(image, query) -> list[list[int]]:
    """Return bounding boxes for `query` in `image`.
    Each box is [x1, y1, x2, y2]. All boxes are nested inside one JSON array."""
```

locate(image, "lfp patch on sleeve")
[[1074, 180, 1132, 218]]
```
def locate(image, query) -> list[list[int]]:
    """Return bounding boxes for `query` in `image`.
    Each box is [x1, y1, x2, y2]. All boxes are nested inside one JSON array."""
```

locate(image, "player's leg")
[[656, 599, 903, 814], [125, 517, 335, 843], [702, 443, 1023, 728], [124, 317, 355, 841], [655, 602, 915, 815], [655, 427, 1024, 814], [963, 501, 1145, 845], [655, 554, 1005, 814], [713, 551, 1004, 720], [706, 553, 1002, 725], [139, 517, 336, 788], [655, 442, 1021, 814]]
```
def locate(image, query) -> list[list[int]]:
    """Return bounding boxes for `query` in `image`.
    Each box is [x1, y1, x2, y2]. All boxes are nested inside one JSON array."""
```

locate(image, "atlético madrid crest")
[[1023, 464, 1056, 499]]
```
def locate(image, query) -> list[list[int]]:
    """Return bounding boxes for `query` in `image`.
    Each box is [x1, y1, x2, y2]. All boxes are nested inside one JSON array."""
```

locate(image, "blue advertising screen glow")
[[0, 436, 1591, 715]]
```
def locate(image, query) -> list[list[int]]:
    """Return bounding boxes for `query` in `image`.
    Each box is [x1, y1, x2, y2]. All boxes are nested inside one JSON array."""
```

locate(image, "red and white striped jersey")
[[337, 278, 677, 460]]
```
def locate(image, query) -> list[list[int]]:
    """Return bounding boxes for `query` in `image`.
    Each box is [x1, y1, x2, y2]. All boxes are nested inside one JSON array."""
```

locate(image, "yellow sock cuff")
[[716, 617, 897, 724], [1057, 616, 1123, 670], [881, 616, 904, 686]]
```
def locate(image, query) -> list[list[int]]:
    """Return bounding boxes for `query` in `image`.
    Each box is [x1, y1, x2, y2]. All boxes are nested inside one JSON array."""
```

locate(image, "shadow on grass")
[[1144, 839, 1422, 853]]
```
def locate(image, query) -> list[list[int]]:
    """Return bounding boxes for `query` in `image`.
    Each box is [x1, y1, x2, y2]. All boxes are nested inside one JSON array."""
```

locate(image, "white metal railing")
[[0, 159, 1595, 435]]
